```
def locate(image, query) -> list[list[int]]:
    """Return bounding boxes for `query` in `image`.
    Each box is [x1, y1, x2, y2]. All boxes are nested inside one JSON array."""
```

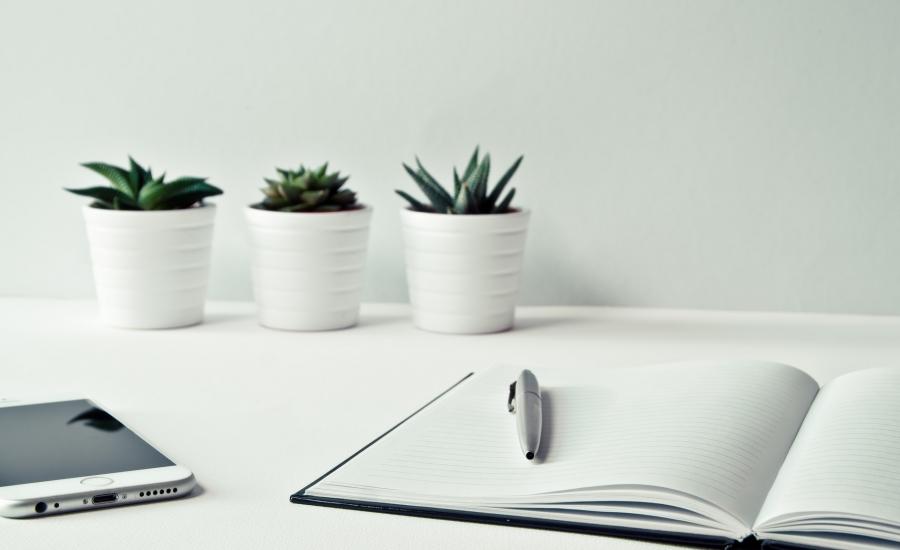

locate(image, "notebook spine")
[[726, 534, 762, 549]]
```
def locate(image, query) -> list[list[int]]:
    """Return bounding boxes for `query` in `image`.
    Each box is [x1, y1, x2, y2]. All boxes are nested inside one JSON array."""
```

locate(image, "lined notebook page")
[[316, 361, 818, 527], [756, 368, 900, 529]]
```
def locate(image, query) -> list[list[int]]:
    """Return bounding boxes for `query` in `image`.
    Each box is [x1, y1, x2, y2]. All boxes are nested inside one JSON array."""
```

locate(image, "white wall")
[[2, 0, 899, 314]]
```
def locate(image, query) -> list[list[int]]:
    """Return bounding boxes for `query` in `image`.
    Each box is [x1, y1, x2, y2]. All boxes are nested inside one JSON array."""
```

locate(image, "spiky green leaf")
[[137, 179, 164, 205], [127, 158, 141, 195], [397, 148, 522, 215], [402, 163, 453, 211], [332, 189, 356, 205], [454, 183, 479, 214], [81, 163, 135, 199], [300, 189, 327, 205], [486, 155, 522, 210], [263, 196, 289, 209], [453, 183, 468, 214], [462, 147, 479, 181], [414, 157, 454, 205], [282, 202, 315, 212], [139, 178, 222, 210], [258, 164, 358, 212], [494, 187, 516, 213], [472, 154, 490, 201], [163, 191, 221, 209], [65, 186, 138, 209], [330, 176, 349, 192], [395, 190, 429, 212]]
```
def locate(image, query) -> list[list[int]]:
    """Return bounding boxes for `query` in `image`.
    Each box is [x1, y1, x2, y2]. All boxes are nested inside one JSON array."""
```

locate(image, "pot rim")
[[82, 203, 216, 215], [399, 206, 529, 219], [245, 203, 372, 215]]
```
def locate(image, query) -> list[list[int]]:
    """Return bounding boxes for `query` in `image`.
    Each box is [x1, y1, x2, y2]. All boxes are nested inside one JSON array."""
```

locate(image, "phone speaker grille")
[[138, 487, 178, 498]]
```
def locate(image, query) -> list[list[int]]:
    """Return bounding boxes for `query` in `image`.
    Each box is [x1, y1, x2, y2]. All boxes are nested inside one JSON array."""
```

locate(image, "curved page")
[[755, 368, 900, 548], [309, 361, 818, 538]]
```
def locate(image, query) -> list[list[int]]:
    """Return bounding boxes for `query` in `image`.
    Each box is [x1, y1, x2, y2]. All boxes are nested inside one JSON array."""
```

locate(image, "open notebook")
[[291, 361, 900, 549]]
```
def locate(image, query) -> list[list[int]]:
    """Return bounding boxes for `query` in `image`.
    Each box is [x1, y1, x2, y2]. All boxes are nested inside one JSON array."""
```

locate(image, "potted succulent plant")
[[396, 147, 528, 334], [245, 163, 371, 331], [65, 157, 223, 329]]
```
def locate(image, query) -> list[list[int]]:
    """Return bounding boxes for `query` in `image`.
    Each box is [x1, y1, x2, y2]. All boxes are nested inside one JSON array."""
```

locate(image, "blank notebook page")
[[316, 361, 818, 527], [756, 367, 900, 527]]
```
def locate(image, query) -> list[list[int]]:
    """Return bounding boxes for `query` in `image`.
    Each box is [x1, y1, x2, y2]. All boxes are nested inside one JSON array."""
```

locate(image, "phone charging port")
[[91, 493, 118, 504]]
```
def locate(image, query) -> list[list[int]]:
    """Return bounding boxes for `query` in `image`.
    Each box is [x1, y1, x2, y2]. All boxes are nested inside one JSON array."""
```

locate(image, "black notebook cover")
[[290, 373, 757, 549]]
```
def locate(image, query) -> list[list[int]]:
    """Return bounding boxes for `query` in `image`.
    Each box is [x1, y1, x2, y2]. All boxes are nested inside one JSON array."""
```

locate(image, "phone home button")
[[80, 476, 113, 487]]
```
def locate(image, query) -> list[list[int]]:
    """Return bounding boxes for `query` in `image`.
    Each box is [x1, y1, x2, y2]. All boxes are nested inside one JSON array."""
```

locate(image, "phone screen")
[[0, 400, 173, 487]]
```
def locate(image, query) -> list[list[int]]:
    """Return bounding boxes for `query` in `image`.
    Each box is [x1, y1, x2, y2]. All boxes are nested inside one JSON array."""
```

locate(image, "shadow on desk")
[[355, 312, 407, 329], [355, 312, 590, 333], [202, 313, 252, 327], [199, 308, 591, 334], [512, 316, 590, 333], [202, 310, 410, 331], [185, 484, 206, 499]]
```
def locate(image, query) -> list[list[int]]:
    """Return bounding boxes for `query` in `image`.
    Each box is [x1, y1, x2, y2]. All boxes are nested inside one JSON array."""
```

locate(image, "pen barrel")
[[517, 392, 543, 458]]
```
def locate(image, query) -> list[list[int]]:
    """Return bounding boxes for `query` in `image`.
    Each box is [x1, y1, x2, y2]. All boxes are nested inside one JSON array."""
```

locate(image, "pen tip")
[[525, 451, 535, 460]]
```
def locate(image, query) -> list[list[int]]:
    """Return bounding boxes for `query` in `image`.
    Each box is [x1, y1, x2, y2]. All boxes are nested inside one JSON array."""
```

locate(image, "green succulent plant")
[[65, 157, 222, 210], [396, 147, 522, 214], [256, 163, 358, 212]]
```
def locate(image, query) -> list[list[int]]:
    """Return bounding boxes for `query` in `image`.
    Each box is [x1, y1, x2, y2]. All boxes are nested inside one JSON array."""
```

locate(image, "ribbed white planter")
[[400, 208, 530, 334], [83, 204, 216, 329], [245, 205, 372, 331]]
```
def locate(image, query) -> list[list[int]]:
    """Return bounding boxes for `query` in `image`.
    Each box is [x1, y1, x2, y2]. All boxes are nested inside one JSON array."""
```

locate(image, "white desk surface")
[[3, 298, 900, 549]]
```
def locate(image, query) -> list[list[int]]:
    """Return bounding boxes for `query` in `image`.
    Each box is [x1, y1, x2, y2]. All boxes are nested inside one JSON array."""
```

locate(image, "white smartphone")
[[0, 396, 196, 518]]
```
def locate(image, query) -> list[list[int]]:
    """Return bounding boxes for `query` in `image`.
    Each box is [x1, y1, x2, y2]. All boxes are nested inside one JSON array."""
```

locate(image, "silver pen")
[[507, 369, 543, 461]]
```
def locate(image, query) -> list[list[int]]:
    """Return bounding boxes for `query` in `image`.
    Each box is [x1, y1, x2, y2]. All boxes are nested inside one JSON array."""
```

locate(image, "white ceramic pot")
[[400, 208, 530, 334], [83, 204, 216, 329], [245, 205, 372, 331]]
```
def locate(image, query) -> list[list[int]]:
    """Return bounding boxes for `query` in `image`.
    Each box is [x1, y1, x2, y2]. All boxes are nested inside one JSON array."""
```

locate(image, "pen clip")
[[507, 381, 517, 413]]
